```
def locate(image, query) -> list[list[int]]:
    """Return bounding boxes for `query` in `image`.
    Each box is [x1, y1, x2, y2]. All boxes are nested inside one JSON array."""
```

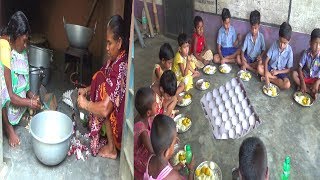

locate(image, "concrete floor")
[[134, 35, 320, 179], [3, 52, 120, 180]]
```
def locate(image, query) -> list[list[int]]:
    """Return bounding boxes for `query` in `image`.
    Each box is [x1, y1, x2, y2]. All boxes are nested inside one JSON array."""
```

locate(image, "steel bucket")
[[28, 45, 53, 68], [30, 111, 73, 166], [63, 17, 96, 49]]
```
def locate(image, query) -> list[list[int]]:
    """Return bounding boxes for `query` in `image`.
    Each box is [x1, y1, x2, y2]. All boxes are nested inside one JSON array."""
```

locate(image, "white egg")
[[232, 96, 238, 105], [218, 104, 225, 113], [235, 85, 242, 94], [222, 93, 229, 101], [212, 108, 219, 117], [228, 108, 235, 117], [235, 103, 242, 114], [219, 86, 226, 94], [221, 133, 228, 139], [213, 128, 220, 139], [219, 123, 226, 134], [241, 99, 248, 109], [238, 93, 244, 102], [249, 115, 256, 126], [209, 101, 215, 109], [239, 112, 246, 121], [212, 89, 219, 97], [222, 111, 229, 122], [206, 92, 213, 101], [231, 115, 238, 126], [236, 123, 242, 134], [245, 107, 252, 117], [215, 116, 222, 126], [242, 119, 249, 130], [225, 100, 232, 109], [224, 120, 232, 130], [225, 82, 232, 90], [231, 78, 238, 86], [229, 129, 236, 139], [215, 96, 222, 105], [228, 89, 235, 97]]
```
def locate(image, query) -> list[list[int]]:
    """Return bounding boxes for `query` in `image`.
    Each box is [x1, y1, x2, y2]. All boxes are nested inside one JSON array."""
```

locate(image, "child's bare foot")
[[98, 144, 117, 159], [5, 125, 20, 147]]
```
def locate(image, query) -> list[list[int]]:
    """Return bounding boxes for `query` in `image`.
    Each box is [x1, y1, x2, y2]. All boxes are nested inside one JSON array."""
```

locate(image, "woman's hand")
[[77, 94, 89, 110], [29, 98, 41, 110]]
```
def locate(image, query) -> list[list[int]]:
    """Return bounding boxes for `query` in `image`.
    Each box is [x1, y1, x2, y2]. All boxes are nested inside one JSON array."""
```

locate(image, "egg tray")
[[200, 78, 261, 139]]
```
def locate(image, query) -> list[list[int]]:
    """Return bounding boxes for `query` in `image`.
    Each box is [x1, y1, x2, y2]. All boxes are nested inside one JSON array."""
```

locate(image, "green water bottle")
[[281, 156, 291, 180], [185, 144, 192, 164]]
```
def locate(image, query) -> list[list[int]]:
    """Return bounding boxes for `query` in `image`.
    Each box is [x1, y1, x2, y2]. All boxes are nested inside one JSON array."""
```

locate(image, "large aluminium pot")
[[30, 111, 73, 166], [63, 17, 96, 49], [28, 45, 53, 68]]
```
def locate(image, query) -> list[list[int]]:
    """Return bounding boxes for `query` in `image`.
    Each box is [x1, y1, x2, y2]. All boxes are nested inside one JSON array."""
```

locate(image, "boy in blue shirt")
[[258, 22, 293, 90], [236, 10, 266, 73], [292, 28, 320, 99], [213, 8, 241, 64]]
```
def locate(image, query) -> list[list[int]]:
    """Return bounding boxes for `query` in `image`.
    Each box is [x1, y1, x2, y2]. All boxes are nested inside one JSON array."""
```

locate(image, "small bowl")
[[236, 123, 242, 134], [219, 86, 226, 94], [212, 89, 219, 97], [228, 129, 236, 139], [222, 111, 229, 122], [228, 89, 235, 97]]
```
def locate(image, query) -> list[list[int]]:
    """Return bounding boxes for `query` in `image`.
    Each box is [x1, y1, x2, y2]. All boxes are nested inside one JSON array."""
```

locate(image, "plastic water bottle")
[[185, 144, 192, 164], [142, 8, 147, 32], [281, 156, 291, 180]]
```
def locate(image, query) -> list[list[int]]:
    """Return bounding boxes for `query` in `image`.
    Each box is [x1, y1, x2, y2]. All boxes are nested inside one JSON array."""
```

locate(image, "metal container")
[[63, 17, 96, 49], [28, 45, 53, 68], [30, 67, 44, 95], [30, 111, 73, 166]]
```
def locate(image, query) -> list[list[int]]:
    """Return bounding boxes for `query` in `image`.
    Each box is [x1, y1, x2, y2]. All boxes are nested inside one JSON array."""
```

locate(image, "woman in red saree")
[[77, 15, 128, 159]]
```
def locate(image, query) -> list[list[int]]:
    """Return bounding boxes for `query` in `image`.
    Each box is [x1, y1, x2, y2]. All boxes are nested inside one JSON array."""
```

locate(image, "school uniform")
[[242, 31, 266, 63]]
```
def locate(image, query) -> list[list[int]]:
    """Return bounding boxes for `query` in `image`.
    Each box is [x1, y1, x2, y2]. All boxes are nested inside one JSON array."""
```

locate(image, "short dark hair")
[[221, 8, 231, 22], [150, 114, 176, 155], [194, 16, 203, 28], [107, 15, 129, 52], [239, 137, 268, 180], [311, 28, 320, 42], [250, 10, 261, 25], [135, 87, 155, 117], [177, 33, 189, 47], [1, 11, 30, 41], [160, 70, 177, 96], [279, 22, 292, 41], [159, 43, 174, 61]]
